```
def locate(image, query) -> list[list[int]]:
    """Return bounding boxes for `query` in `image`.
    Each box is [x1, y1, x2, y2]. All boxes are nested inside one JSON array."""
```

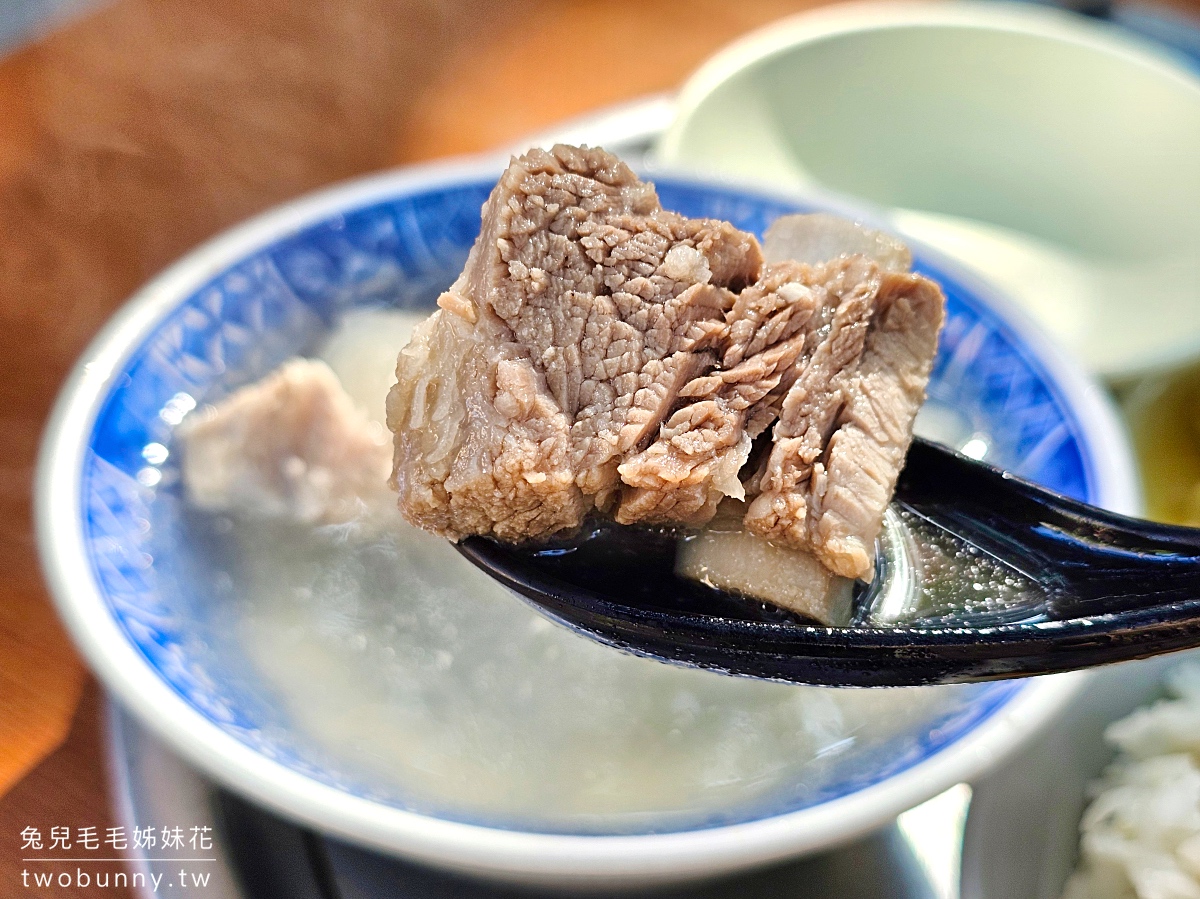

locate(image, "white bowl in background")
[[656, 0, 1200, 381], [961, 650, 1196, 899]]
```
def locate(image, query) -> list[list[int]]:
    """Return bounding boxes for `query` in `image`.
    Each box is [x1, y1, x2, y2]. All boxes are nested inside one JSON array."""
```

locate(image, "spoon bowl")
[[457, 438, 1200, 687]]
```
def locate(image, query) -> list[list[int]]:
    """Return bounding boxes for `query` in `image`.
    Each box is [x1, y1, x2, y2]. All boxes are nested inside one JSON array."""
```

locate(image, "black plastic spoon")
[[456, 438, 1200, 686]]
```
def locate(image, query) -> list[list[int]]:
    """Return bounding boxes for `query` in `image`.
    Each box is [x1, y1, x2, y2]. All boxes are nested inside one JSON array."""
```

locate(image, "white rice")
[[1063, 664, 1200, 899]]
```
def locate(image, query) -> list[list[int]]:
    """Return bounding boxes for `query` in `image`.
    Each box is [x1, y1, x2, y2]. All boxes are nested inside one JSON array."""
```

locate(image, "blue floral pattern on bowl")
[[79, 175, 1095, 834]]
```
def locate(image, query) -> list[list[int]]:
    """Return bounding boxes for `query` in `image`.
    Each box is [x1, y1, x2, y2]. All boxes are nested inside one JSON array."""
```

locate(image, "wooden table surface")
[[1, 0, 1198, 895]]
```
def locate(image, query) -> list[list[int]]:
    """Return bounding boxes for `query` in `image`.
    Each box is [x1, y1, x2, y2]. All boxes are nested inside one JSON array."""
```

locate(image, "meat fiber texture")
[[387, 145, 944, 581]]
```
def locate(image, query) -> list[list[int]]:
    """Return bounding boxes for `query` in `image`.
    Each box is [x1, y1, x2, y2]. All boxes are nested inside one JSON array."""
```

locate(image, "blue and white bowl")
[[36, 159, 1139, 888]]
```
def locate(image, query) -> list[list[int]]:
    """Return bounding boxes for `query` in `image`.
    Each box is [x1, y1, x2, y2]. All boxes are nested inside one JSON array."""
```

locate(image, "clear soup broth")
[[158, 308, 999, 834]]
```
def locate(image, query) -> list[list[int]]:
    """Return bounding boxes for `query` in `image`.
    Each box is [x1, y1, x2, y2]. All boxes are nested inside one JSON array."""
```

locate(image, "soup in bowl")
[[36, 159, 1137, 887]]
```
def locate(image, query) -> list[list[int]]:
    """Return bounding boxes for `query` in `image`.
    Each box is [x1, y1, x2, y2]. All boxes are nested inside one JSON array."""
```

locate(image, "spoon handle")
[[458, 439, 1200, 686], [898, 439, 1200, 619]]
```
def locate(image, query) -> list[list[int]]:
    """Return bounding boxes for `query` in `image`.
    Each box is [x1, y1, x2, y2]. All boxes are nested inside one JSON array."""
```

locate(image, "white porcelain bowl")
[[962, 650, 1197, 899], [36, 157, 1138, 888], [657, 1, 1200, 380]]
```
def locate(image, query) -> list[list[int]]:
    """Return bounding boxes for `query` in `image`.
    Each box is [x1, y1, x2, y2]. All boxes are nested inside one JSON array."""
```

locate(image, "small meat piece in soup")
[[179, 359, 392, 526], [743, 262, 945, 581]]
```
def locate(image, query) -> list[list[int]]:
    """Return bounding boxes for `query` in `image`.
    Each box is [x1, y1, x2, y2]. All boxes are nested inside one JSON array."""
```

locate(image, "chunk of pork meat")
[[180, 359, 392, 526], [615, 264, 821, 525], [387, 144, 762, 541], [387, 145, 945, 585], [744, 268, 945, 580], [624, 254, 944, 583]]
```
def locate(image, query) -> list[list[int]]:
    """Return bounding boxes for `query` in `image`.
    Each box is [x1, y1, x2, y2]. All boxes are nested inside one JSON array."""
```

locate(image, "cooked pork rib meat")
[[387, 145, 945, 582], [743, 264, 945, 580], [180, 359, 393, 526], [387, 144, 760, 541]]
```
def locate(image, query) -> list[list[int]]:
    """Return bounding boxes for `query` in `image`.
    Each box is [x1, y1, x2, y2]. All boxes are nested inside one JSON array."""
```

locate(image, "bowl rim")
[[36, 153, 1140, 884], [656, 0, 1200, 383]]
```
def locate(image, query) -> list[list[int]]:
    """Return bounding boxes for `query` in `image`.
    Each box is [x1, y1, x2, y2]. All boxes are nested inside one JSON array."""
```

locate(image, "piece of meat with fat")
[[744, 267, 945, 580], [614, 225, 922, 532], [614, 264, 821, 525], [386, 146, 945, 589], [622, 247, 943, 585], [179, 359, 393, 526], [653, 213, 943, 608], [386, 144, 762, 541], [388, 307, 583, 542]]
